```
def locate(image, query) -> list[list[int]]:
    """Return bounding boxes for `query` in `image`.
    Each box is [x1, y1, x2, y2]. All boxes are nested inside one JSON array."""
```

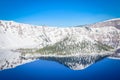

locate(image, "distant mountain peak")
[[105, 18, 120, 22], [87, 18, 120, 29]]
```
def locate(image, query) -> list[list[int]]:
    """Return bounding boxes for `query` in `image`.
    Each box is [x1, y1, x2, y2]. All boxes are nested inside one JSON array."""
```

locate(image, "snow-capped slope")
[[0, 18, 120, 70]]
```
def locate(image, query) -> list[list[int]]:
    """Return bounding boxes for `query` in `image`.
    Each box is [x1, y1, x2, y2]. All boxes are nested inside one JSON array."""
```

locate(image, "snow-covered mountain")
[[0, 18, 120, 70]]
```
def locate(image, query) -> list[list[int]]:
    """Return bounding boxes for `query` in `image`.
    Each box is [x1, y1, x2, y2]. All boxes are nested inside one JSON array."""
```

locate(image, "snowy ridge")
[[104, 18, 120, 22], [0, 18, 120, 70]]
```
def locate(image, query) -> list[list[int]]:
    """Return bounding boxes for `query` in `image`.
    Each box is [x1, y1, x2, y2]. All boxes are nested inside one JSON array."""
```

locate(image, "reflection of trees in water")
[[39, 54, 108, 70]]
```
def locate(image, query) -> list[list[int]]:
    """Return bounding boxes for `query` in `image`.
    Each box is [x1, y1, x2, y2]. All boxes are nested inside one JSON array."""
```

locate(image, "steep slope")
[[0, 19, 120, 70]]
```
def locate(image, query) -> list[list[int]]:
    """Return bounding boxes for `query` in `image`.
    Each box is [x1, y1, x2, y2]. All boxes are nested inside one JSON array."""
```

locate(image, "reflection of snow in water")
[[0, 48, 120, 71], [0, 49, 35, 70]]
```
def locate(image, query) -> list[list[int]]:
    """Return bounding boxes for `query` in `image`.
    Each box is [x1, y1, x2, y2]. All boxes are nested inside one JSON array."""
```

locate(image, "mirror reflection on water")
[[0, 58, 120, 80]]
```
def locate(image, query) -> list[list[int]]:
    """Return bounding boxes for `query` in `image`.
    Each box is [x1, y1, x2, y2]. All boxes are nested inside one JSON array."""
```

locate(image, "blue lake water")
[[0, 58, 120, 80]]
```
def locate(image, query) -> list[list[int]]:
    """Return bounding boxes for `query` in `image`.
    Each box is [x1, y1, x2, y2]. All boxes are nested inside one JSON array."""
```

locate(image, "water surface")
[[0, 58, 120, 80]]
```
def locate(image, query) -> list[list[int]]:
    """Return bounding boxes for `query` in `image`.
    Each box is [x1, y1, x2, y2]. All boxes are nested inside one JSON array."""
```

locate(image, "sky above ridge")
[[0, 0, 120, 27]]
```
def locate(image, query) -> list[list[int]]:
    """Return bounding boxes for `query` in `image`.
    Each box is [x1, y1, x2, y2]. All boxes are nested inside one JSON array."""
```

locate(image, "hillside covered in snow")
[[0, 18, 120, 70]]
